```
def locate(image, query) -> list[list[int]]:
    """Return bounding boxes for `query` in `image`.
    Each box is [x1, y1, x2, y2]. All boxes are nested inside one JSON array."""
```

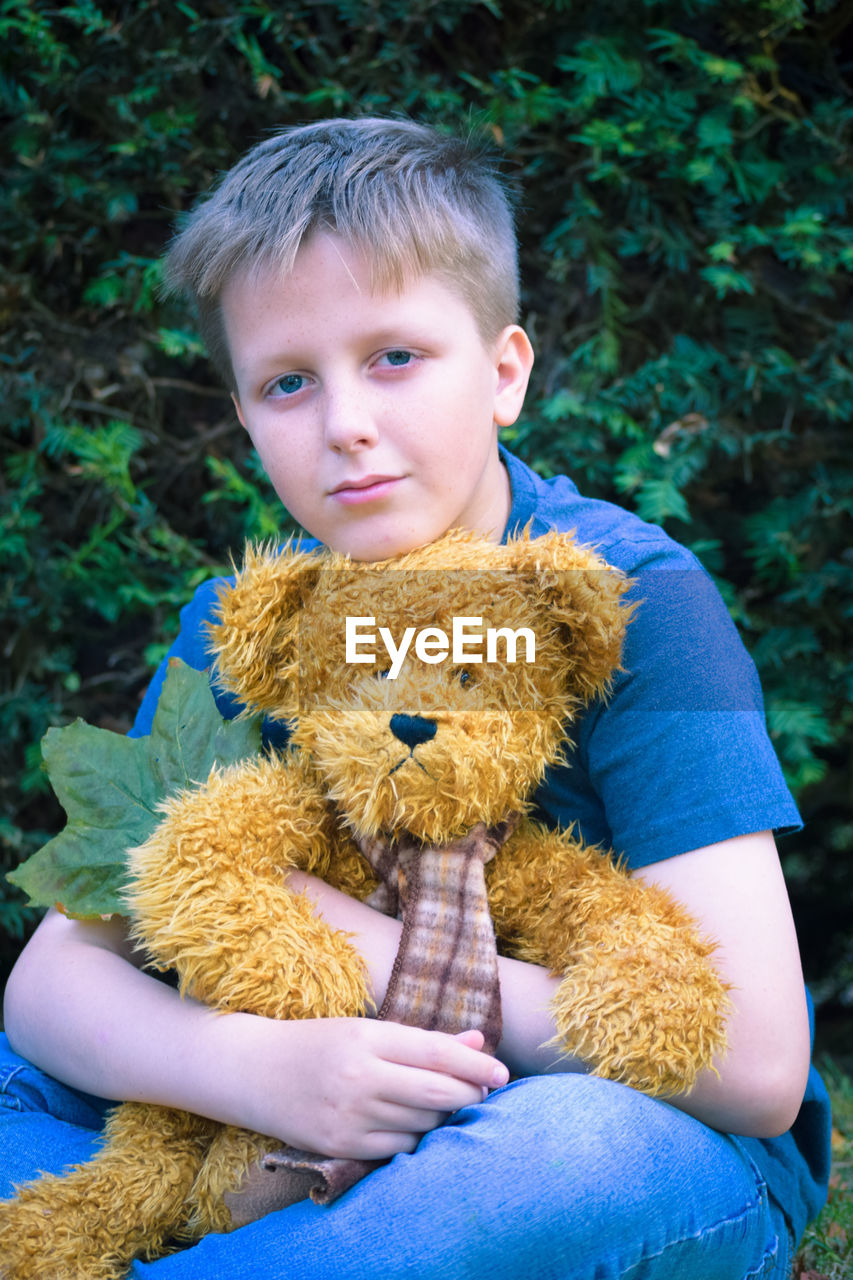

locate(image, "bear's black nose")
[[389, 713, 437, 749]]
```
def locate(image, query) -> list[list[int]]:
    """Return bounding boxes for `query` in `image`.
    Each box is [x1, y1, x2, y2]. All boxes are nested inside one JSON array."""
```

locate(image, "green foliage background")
[[1, 0, 851, 1037]]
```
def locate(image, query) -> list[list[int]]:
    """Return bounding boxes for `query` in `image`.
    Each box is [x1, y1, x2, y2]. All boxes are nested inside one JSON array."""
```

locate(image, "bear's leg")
[[184, 1125, 279, 1236], [0, 1102, 216, 1280]]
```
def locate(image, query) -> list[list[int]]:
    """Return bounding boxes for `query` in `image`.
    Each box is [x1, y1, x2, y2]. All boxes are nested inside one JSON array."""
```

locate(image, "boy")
[[1, 118, 830, 1278]]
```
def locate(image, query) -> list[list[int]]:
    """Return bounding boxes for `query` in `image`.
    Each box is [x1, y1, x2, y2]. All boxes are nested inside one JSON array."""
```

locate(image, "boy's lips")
[[330, 475, 403, 505]]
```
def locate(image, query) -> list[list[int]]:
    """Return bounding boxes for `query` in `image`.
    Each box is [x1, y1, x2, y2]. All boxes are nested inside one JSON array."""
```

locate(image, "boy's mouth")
[[331, 475, 402, 504]]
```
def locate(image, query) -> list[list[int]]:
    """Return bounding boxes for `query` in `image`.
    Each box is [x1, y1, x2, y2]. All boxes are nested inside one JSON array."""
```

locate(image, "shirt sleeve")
[[129, 577, 235, 738], [533, 544, 802, 868]]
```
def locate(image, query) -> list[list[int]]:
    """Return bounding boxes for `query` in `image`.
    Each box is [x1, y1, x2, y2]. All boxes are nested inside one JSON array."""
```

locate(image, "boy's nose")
[[389, 713, 437, 749], [322, 387, 379, 452]]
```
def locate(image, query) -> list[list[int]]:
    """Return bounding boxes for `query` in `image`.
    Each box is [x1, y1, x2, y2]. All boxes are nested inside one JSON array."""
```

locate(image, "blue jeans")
[[0, 1034, 794, 1279]]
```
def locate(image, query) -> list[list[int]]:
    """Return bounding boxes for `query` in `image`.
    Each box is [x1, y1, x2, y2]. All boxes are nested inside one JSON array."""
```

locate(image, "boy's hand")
[[214, 1015, 509, 1160]]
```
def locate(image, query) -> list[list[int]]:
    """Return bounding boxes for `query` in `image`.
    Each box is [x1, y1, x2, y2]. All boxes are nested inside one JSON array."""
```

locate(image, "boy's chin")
[[326, 526, 445, 563], [326, 515, 504, 562], [341, 539, 434, 563]]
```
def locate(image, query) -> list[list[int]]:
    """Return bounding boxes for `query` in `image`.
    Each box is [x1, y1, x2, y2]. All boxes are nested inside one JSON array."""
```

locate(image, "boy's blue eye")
[[384, 350, 411, 367], [273, 374, 305, 396]]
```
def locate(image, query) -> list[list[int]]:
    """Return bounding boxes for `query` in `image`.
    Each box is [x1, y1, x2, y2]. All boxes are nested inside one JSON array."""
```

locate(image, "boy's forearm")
[[289, 873, 807, 1137], [491, 946, 807, 1136], [6, 886, 797, 1144], [3, 910, 225, 1110], [3, 913, 311, 1135], [2, 905, 505, 1156], [289, 870, 582, 1077]]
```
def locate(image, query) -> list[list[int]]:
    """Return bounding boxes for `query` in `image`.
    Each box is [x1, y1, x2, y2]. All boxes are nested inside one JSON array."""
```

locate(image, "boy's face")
[[223, 232, 533, 560]]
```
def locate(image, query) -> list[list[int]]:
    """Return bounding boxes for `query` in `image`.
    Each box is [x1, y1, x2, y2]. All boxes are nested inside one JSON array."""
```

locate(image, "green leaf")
[[708, 241, 737, 263], [700, 265, 755, 297], [155, 327, 205, 358], [634, 477, 692, 525], [701, 55, 745, 84], [7, 661, 262, 919], [697, 112, 733, 151]]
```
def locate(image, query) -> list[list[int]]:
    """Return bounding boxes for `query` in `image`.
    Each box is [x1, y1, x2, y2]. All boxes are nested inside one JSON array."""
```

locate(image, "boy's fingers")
[[369, 1100, 452, 1133], [370, 1021, 509, 1089], [430, 1033, 509, 1088], [454, 1028, 485, 1050], [375, 1059, 506, 1118], [381, 1065, 485, 1112], [451, 1029, 499, 1097]]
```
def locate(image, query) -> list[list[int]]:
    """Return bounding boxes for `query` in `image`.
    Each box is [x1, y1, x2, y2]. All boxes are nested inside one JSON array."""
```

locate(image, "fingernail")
[[491, 1065, 509, 1088]]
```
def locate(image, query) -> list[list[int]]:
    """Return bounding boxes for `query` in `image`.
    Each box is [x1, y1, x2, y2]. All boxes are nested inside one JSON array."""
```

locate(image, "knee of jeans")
[[448, 1072, 661, 1173], [450, 1072, 753, 1203], [465, 1071, 647, 1136], [437, 1074, 778, 1276], [0, 1050, 110, 1131], [0, 1061, 61, 1116]]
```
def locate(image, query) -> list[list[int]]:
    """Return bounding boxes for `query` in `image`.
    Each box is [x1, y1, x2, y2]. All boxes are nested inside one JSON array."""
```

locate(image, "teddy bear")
[[0, 528, 730, 1280]]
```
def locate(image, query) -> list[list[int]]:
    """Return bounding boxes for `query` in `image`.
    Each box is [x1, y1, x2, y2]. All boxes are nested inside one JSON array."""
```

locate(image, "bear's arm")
[[486, 819, 730, 1098], [123, 754, 377, 1022]]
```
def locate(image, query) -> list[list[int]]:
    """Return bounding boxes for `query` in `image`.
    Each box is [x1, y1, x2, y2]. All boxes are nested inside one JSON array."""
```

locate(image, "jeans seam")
[[783, 1221, 797, 1280], [621, 1182, 772, 1278], [0, 1065, 28, 1111]]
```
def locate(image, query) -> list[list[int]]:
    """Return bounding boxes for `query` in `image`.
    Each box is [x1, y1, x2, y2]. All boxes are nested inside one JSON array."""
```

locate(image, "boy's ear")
[[506, 529, 634, 704], [207, 543, 323, 718], [493, 326, 535, 428]]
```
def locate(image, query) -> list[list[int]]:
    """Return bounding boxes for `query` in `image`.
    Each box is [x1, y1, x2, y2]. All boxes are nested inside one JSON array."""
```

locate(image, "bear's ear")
[[506, 529, 634, 704], [206, 542, 324, 719]]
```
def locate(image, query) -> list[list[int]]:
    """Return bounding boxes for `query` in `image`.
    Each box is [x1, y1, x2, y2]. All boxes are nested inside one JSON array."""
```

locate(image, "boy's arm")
[[2, 906, 508, 1160], [292, 832, 812, 1140], [499, 829, 810, 1138], [632, 829, 811, 1137], [4, 826, 808, 1147]]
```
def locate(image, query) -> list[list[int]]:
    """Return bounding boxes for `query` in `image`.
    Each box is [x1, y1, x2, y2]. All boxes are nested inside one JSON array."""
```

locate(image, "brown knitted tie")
[[366, 818, 518, 1056], [224, 818, 517, 1223]]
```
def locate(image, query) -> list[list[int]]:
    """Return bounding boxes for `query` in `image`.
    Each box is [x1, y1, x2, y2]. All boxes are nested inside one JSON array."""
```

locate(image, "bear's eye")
[[458, 669, 474, 687], [374, 668, 391, 680]]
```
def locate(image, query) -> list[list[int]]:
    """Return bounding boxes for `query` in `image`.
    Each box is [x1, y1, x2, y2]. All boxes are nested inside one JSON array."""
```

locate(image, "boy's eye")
[[379, 350, 413, 369], [270, 373, 306, 397]]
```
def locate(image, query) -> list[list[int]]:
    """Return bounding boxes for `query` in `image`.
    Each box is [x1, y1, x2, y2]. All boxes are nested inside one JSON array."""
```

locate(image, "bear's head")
[[208, 530, 631, 844]]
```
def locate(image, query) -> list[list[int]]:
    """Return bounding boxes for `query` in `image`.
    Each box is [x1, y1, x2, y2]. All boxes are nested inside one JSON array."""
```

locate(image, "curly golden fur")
[[0, 528, 730, 1279]]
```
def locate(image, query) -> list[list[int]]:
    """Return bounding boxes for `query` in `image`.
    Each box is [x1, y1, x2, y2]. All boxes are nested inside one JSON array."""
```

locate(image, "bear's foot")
[[0, 1102, 215, 1280]]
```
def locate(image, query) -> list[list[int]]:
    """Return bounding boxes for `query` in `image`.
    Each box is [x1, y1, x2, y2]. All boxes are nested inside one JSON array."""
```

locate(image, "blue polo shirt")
[[131, 446, 831, 1240]]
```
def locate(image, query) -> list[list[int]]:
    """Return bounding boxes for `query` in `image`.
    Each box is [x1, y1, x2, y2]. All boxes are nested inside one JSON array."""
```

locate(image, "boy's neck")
[[492, 453, 513, 541], [467, 444, 512, 547]]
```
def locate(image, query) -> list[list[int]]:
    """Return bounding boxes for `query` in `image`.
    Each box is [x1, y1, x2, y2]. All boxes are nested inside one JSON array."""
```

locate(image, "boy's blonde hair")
[[163, 117, 520, 388]]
